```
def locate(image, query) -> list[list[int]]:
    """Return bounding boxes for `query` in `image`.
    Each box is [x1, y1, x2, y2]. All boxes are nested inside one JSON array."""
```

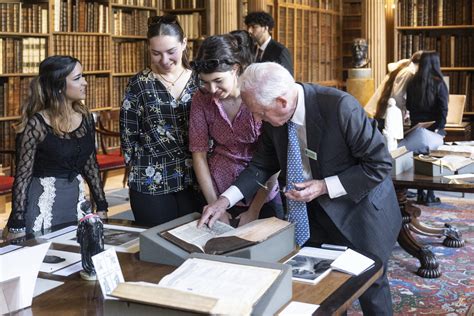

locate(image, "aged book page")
[[158, 258, 280, 306], [163, 220, 234, 252], [220, 217, 291, 242], [162, 217, 291, 254], [111, 257, 282, 315]]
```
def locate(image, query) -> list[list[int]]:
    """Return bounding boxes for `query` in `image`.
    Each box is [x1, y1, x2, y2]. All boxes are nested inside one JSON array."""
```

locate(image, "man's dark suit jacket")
[[261, 39, 294, 76], [234, 83, 402, 263]]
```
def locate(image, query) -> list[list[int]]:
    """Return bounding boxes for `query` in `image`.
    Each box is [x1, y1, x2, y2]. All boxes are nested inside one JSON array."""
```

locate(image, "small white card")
[[279, 301, 319, 315], [92, 248, 124, 298]]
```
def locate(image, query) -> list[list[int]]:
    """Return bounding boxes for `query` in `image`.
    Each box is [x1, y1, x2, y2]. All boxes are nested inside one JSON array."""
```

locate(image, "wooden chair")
[[93, 111, 126, 187], [0, 149, 16, 213], [445, 95, 470, 142]]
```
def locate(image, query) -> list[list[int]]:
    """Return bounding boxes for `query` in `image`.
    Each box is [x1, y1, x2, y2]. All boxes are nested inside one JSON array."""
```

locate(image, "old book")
[[110, 256, 282, 315], [415, 154, 474, 176], [161, 217, 291, 255]]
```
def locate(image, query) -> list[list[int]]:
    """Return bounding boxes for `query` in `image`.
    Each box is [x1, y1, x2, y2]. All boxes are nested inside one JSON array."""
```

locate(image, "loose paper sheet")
[[279, 301, 320, 315]]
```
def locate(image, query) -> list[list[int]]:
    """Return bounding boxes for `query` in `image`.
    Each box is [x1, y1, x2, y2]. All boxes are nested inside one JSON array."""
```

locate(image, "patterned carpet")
[[349, 197, 474, 315]]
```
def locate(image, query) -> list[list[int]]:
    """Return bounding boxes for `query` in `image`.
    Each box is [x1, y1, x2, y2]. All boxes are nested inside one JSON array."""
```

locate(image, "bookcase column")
[[247, 0, 267, 12], [215, 0, 238, 34], [364, 0, 386, 88]]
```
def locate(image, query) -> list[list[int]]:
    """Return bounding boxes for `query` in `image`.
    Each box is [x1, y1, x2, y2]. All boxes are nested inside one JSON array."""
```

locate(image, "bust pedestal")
[[346, 68, 374, 107]]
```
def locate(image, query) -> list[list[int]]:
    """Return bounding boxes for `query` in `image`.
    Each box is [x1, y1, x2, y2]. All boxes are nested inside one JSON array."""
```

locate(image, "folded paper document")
[[161, 217, 291, 255]]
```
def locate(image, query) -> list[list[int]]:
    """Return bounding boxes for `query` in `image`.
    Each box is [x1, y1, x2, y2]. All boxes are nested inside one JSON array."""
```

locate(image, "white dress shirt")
[[222, 84, 347, 208]]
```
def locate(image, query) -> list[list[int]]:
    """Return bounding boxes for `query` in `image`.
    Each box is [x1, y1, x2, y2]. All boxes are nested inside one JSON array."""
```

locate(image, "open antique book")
[[415, 154, 474, 172], [160, 217, 291, 255], [110, 257, 282, 315]]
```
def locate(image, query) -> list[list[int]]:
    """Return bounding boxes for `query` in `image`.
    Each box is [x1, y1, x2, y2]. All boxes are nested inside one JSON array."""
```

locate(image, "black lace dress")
[[7, 113, 108, 233]]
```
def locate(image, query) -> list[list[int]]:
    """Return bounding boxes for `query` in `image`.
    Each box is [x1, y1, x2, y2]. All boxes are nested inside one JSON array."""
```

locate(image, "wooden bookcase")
[[273, 0, 343, 87], [160, 0, 211, 60], [0, 0, 155, 170], [394, 0, 474, 117], [341, 0, 362, 83], [0, 0, 345, 170]]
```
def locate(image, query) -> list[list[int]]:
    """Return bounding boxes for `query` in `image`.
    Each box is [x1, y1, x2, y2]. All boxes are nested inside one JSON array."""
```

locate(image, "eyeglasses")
[[190, 59, 234, 73], [148, 15, 178, 27]]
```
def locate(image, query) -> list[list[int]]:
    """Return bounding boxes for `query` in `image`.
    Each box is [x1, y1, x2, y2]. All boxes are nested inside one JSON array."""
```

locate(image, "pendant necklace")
[[156, 68, 186, 88]]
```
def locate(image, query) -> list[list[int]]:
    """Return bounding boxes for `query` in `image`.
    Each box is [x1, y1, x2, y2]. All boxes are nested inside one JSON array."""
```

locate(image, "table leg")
[[396, 189, 441, 278], [407, 201, 465, 248]]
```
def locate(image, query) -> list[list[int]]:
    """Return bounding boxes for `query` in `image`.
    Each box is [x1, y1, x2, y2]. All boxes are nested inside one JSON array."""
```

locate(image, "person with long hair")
[[4, 55, 108, 239], [406, 51, 448, 205], [120, 15, 202, 226], [189, 31, 283, 226], [406, 51, 448, 133]]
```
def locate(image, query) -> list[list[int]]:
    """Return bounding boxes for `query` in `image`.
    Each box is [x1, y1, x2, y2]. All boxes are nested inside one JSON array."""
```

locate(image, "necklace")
[[156, 68, 187, 87]]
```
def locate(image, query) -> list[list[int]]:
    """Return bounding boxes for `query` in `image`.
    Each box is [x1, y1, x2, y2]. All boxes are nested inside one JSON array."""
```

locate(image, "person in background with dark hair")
[[406, 51, 448, 206], [4, 55, 108, 240], [244, 11, 294, 75], [189, 31, 283, 227], [120, 15, 202, 227]]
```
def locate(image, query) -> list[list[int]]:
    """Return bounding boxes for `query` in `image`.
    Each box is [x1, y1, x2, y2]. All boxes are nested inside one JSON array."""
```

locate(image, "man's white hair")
[[239, 62, 295, 107]]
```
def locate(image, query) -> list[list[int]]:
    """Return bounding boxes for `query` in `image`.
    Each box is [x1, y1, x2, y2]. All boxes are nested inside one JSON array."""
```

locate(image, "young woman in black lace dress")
[[5, 55, 108, 239]]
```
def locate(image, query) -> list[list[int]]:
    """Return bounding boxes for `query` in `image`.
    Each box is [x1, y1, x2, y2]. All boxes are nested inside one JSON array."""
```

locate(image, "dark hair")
[[408, 51, 446, 112], [244, 11, 275, 30], [147, 14, 190, 69], [16, 55, 88, 134], [192, 31, 256, 75]]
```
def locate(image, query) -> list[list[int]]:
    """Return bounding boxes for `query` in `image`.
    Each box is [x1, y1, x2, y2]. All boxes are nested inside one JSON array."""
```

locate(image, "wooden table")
[[393, 169, 472, 278], [6, 221, 383, 316]]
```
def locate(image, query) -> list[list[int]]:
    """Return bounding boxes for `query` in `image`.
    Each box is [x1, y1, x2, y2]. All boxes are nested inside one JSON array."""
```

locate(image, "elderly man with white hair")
[[199, 62, 402, 315]]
